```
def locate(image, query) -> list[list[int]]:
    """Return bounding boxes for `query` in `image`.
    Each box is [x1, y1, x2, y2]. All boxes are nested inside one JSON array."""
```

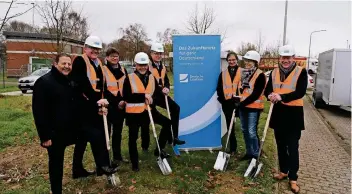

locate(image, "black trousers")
[[109, 110, 126, 160], [274, 128, 301, 181], [72, 126, 110, 171], [222, 105, 237, 152], [47, 143, 67, 194], [154, 95, 180, 140], [128, 110, 171, 166]]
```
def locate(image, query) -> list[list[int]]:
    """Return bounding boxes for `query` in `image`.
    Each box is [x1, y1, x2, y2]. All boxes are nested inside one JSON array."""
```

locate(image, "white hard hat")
[[150, 42, 164, 53], [134, 52, 149, 65], [243, 50, 261, 63], [279, 45, 295, 56], [84, 35, 103, 49]]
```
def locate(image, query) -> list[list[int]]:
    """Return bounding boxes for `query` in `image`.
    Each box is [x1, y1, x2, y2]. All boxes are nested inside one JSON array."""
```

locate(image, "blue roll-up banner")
[[173, 35, 221, 151]]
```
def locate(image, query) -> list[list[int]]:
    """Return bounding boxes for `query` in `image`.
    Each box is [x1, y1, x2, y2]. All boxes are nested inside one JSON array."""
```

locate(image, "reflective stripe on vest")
[[126, 73, 155, 113], [222, 68, 241, 100], [238, 69, 266, 109], [272, 66, 304, 106], [82, 54, 102, 92], [102, 66, 126, 97], [150, 64, 166, 87]]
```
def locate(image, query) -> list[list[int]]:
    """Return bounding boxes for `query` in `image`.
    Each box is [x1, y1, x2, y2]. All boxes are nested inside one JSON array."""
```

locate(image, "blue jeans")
[[239, 109, 260, 157]]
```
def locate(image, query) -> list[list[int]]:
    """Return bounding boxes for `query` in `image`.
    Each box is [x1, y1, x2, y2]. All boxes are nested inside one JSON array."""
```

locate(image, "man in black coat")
[[70, 35, 118, 178], [32, 54, 82, 194], [264, 45, 307, 194]]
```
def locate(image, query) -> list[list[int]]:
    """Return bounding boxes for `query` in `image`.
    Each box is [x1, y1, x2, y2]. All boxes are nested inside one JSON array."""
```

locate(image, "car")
[[264, 69, 314, 89], [18, 68, 51, 93]]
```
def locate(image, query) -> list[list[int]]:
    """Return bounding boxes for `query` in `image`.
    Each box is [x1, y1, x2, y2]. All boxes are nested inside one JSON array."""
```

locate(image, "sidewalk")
[[278, 97, 351, 194]]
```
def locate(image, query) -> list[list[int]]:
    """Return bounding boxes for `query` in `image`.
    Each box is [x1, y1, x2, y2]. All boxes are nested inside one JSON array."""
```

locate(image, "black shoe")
[[154, 149, 171, 159], [173, 138, 186, 145], [72, 168, 95, 179], [240, 154, 253, 161], [132, 165, 140, 172], [96, 166, 118, 176], [111, 160, 120, 169]]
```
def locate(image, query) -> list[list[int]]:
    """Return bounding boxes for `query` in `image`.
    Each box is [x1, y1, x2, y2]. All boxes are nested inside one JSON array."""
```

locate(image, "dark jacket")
[[122, 70, 162, 125], [70, 55, 114, 127], [32, 67, 82, 146], [105, 61, 129, 119], [150, 60, 170, 89], [264, 65, 307, 130]]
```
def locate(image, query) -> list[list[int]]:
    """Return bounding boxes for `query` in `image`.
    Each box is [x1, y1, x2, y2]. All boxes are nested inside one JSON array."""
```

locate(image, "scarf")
[[279, 62, 296, 82], [241, 66, 257, 89]]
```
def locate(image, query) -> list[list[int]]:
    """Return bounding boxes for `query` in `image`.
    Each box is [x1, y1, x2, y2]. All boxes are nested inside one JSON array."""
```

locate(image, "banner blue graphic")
[[173, 35, 221, 150]]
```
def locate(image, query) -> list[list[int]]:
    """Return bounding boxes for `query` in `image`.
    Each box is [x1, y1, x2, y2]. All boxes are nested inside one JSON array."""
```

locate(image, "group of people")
[[32, 35, 185, 194], [218, 45, 307, 194], [32, 33, 306, 194]]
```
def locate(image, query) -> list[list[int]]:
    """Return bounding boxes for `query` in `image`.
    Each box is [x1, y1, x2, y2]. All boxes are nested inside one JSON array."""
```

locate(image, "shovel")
[[214, 108, 236, 171], [244, 103, 274, 178], [147, 105, 172, 175], [102, 106, 120, 186], [164, 95, 180, 156]]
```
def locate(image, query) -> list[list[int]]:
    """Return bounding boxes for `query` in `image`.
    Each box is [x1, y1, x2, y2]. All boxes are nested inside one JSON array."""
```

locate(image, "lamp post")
[[283, 0, 288, 45], [307, 30, 326, 72]]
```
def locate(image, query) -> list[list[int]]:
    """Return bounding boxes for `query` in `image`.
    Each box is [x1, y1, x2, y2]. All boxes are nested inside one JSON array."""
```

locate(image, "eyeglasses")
[[152, 52, 162, 56], [109, 55, 119, 59]]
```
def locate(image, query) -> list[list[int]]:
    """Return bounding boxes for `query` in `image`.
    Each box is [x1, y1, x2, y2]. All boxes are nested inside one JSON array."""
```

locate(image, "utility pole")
[[283, 0, 288, 46], [31, 2, 35, 31], [307, 30, 326, 71]]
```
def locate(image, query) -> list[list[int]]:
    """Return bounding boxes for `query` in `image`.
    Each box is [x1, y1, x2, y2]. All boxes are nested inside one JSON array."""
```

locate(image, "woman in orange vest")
[[123, 52, 171, 172], [264, 45, 307, 194], [216, 51, 241, 155], [237, 50, 266, 161]]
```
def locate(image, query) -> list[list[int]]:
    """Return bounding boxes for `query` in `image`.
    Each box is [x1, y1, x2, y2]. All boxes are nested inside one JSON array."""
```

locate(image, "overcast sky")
[[1, 0, 351, 57]]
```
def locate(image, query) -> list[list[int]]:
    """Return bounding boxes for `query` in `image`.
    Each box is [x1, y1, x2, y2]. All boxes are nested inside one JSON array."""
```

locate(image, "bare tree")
[[37, 0, 88, 53], [0, 0, 36, 32], [236, 42, 257, 56], [3, 20, 37, 32], [119, 23, 150, 56], [156, 28, 179, 45], [186, 3, 215, 34], [185, 3, 227, 43]]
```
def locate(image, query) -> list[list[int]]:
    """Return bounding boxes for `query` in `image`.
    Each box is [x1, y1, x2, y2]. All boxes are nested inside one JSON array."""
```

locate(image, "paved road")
[[0, 90, 32, 96], [278, 97, 351, 194], [306, 90, 351, 153]]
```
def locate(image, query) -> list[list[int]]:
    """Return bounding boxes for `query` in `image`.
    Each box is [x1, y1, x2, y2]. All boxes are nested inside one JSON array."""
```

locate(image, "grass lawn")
[[0, 85, 20, 93], [0, 91, 277, 194]]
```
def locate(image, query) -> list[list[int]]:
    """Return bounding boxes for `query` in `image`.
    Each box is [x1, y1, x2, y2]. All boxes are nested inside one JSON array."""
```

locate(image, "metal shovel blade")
[[157, 157, 172, 175], [244, 158, 257, 177], [107, 174, 120, 186], [253, 163, 263, 178], [214, 151, 230, 171]]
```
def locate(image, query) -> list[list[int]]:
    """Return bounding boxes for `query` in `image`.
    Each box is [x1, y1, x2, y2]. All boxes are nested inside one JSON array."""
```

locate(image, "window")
[[64, 45, 72, 53]]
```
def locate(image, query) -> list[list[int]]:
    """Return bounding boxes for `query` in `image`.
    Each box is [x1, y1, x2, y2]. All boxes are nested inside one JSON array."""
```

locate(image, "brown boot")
[[273, 172, 288, 180], [289, 180, 300, 194]]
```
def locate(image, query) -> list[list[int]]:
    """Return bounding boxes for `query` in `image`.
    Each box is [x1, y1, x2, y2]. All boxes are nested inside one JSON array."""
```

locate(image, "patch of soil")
[[0, 142, 46, 183], [205, 170, 247, 194]]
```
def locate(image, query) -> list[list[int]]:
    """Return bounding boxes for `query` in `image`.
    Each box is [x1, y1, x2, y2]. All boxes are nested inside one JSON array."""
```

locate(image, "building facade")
[[3, 31, 84, 77]]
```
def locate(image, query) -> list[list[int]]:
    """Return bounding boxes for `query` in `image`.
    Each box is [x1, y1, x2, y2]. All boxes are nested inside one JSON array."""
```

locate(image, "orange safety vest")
[[272, 66, 304, 106], [82, 54, 103, 92], [125, 73, 155, 113], [150, 63, 166, 87], [222, 67, 241, 100], [238, 69, 266, 109], [102, 66, 126, 97]]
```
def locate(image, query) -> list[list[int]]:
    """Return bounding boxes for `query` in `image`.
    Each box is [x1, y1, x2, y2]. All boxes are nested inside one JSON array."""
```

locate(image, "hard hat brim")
[[279, 53, 294, 57]]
